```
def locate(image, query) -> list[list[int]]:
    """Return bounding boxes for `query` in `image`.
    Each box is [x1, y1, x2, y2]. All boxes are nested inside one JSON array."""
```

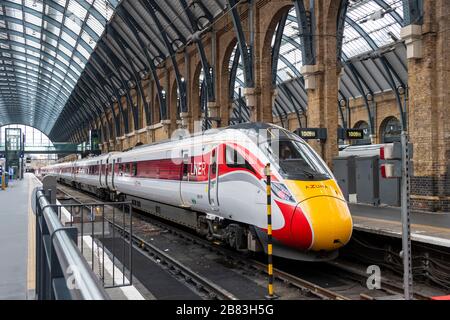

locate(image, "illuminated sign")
[[294, 128, 328, 141], [338, 128, 365, 140]]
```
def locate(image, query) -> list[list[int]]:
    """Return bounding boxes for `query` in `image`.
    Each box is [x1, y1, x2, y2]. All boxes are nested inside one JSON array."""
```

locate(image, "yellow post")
[[265, 163, 276, 299], [1, 173, 5, 190]]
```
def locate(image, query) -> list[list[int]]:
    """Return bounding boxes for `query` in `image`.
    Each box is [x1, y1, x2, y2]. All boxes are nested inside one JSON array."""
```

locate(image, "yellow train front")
[[254, 130, 353, 261]]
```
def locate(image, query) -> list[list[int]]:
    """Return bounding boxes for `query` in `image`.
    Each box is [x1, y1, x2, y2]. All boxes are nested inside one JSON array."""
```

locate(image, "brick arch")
[[259, 3, 295, 124], [191, 61, 204, 123], [218, 37, 238, 125], [379, 116, 401, 142], [324, 0, 345, 66], [219, 37, 238, 101]]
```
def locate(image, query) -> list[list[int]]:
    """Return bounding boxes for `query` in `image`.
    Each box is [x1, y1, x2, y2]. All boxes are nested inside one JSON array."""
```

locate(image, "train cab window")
[[276, 140, 332, 180], [225, 145, 255, 173]]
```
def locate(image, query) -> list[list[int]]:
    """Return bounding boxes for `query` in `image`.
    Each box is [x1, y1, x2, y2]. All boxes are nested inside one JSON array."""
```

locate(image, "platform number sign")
[[338, 128, 365, 140], [294, 128, 328, 141]]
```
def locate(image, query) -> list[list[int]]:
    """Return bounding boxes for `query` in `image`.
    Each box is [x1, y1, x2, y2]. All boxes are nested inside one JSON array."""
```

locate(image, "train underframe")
[[60, 178, 339, 261], [61, 178, 262, 254]]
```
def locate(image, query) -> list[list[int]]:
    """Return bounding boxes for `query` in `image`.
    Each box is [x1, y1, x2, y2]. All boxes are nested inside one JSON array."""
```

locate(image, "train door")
[[208, 146, 219, 211], [99, 160, 103, 187], [105, 158, 110, 189], [180, 150, 190, 207], [111, 159, 116, 190]]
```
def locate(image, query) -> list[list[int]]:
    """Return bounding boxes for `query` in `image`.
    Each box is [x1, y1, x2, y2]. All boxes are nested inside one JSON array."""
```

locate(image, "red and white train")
[[42, 123, 353, 261]]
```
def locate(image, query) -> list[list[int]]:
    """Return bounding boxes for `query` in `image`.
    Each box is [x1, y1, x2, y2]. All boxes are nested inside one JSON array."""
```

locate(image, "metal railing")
[[51, 199, 134, 289], [35, 189, 110, 300]]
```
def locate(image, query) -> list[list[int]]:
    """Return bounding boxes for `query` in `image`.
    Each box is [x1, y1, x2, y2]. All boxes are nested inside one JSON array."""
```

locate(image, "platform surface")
[[0, 174, 35, 299], [350, 203, 450, 247]]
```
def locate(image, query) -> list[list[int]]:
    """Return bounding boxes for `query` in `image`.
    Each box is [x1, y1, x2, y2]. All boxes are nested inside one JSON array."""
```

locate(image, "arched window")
[[381, 117, 402, 143], [353, 121, 371, 145]]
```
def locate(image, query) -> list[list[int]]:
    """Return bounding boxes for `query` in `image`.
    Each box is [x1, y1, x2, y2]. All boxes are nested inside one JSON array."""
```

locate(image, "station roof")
[[0, 0, 410, 140], [0, 0, 119, 133]]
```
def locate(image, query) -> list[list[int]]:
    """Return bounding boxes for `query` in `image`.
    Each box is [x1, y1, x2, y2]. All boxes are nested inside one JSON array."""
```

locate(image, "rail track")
[[55, 182, 434, 300]]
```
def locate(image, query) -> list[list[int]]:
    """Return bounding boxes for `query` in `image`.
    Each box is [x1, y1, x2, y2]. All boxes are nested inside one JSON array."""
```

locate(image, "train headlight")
[[271, 182, 295, 203]]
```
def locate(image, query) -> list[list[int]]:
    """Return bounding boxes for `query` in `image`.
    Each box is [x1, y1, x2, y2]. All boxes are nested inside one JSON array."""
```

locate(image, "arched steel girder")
[[343, 17, 407, 131], [72, 85, 104, 123], [139, 0, 187, 114], [279, 55, 303, 78], [97, 41, 139, 131], [179, 0, 215, 103], [83, 67, 121, 138], [379, 56, 407, 129], [338, 90, 350, 129], [78, 77, 113, 141], [56, 107, 88, 139], [402, 0, 423, 26], [91, 51, 130, 134], [292, 0, 316, 66], [346, 62, 375, 135], [229, 47, 241, 100], [120, 2, 177, 59], [272, 11, 289, 86], [115, 10, 166, 123], [108, 26, 151, 129], [337, 0, 349, 62], [279, 82, 307, 128], [227, 0, 254, 88], [373, 0, 404, 25], [67, 95, 95, 128], [337, 1, 406, 62], [345, 16, 407, 129], [54, 106, 87, 141], [84, 64, 122, 137]]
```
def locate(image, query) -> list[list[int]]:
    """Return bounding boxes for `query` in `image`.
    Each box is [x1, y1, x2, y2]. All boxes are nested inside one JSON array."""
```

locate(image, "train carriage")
[[43, 123, 353, 261]]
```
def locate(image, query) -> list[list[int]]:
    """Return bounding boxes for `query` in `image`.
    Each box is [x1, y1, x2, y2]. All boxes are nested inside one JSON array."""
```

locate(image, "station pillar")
[[301, 1, 340, 167], [403, 0, 450, 212]]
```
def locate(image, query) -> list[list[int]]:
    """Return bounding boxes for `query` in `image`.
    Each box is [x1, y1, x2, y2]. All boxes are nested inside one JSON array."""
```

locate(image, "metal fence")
[[50, 199, 133, 289], [35, 189, 110, 300]]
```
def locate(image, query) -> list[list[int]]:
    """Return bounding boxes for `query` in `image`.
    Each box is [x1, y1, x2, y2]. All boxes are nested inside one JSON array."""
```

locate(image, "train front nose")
[[292, 196, 353, 251]]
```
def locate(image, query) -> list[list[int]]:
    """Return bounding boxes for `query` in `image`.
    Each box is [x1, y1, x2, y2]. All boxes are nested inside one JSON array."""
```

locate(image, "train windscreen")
[[276, 140, 332, 180]]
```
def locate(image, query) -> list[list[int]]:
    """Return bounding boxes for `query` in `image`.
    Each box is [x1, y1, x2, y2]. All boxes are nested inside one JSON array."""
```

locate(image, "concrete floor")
[[0, 175, 30, 299]]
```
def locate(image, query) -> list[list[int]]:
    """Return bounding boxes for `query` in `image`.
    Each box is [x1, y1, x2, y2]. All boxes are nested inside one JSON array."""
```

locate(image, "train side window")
[[132, 162, 138, 176], [226, 145, 255, 173], [126, 163, 130, 175]]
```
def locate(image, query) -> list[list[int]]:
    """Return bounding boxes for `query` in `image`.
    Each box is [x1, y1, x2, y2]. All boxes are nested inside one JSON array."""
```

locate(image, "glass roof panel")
[[0, 0, 119, 132]]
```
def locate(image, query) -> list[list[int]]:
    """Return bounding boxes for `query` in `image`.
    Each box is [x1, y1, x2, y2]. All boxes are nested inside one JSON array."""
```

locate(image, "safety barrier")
[[35, 188, 110, 300]]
